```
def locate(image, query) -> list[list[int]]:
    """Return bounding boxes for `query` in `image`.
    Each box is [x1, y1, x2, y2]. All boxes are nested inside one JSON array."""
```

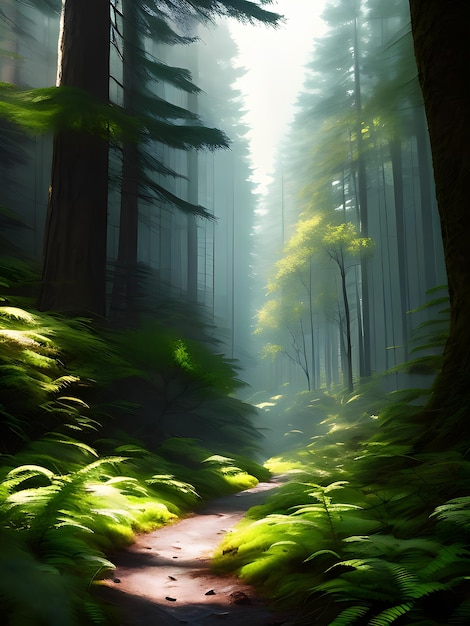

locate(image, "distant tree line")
[[254, 0, 447, 394]]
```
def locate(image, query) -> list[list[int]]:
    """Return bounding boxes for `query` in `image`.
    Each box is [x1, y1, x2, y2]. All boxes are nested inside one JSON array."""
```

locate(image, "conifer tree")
[[38, 0, 280, 317]]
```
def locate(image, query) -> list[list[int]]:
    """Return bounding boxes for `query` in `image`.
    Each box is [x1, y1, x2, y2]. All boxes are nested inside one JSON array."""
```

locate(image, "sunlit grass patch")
[[131, 501, 178, 534], [264, 456, 307, 474], [195, 466, 258, 497], [221, 470, 259, 491], [89, 519, 136, 550], [212, 512, 331, 598]]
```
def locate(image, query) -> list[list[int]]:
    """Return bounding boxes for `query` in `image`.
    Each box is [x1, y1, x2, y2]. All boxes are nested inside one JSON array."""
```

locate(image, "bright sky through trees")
[[228, 0, 328, 193]]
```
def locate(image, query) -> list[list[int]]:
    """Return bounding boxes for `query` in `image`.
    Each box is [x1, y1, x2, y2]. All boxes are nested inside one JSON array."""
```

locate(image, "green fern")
[[329, 604, 371, 625], [432, 497, 470, 532], [368, 602, 414, 625], [84, 595, 110, 625]]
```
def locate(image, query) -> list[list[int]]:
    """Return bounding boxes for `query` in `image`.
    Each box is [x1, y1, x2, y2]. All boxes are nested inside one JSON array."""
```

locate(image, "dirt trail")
[[99, 479, 295, 625]]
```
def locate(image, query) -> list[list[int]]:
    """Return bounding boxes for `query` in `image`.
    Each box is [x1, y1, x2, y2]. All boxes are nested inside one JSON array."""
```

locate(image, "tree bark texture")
[[409, 1, 470, 422], [38, 0, 110, 316]]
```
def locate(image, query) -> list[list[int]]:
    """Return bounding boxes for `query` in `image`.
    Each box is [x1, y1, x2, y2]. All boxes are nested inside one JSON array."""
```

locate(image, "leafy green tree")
[[258, 214, 324, 391], [322, 221, 374, 391], [257, 211, 372, 392], [256, 290, 316, 391]]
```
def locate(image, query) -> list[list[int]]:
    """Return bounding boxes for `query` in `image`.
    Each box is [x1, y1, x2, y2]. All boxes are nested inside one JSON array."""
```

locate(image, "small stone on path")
[[230, 591, 251, 605]]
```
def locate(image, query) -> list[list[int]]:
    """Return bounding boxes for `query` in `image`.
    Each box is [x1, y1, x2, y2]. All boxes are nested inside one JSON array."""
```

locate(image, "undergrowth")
[[213, 288, 470, 625], [0, 263, 269, 625]]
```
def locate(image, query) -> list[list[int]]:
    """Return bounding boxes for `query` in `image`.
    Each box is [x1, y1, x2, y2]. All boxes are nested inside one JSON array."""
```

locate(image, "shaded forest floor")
[[98, 478, 296, 625]]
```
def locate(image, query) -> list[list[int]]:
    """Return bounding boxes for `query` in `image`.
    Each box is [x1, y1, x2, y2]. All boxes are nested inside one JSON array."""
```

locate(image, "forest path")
[[99, 478, 295, 625]]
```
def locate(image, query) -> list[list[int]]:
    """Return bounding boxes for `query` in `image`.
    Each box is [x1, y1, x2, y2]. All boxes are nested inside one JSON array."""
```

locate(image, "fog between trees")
[[3, 2, 470, 625], [1, 0, 446, 402]]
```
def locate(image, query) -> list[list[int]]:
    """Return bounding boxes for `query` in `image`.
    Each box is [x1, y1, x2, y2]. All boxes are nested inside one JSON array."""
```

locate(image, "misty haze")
[[0, 1, 468, 625]]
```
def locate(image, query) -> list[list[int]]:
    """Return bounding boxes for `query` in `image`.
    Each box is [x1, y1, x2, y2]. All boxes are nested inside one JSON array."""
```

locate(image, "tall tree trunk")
[[38, 0, 110, 317], [341, 264, 354, 393], [187, 159, 199, 304], [0, 0, 21, 84], [413, 105, 437, 292], [338, 306, 348, 390], [353, 14, 372, 378], [308, 259, 317, 389], [187, 47, 199, 305], [110, 0, 139, 324], [325, 327, 332, 389], [300, 318, 311, 391], [389, 137, 409, 361], [409, 0, 470, 433]]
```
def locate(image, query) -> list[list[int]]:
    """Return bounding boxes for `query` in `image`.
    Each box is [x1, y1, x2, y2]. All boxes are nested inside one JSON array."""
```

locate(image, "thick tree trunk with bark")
[[409, 1, 470, 426], [38, 0, 110, 317]]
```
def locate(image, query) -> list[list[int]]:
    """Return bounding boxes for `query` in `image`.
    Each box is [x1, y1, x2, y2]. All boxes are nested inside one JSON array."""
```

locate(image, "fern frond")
[[77, 456, 127, 475], [329, 604, 371, 625], [96, 475, 148, 497], [147, 473, 200, 497], [432, 497, 470, 530], [87, 507, 135, 524], [252, 513, 320, 529], [44, 434, 98, 458], [368, 602, 413, 625], [40, 374, 80, 393], [56, 396, 90, 408], [84, 594, 110, 624], [0, 306, 36, 323], [304, 548, 342, 563], [419, 544, 469, 578], [55, 516, 95, 534], [317, 574, 396, 604], [292, 503, 361, 515], [4, 464, 54, 491], [389, 563, 448, 599]]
